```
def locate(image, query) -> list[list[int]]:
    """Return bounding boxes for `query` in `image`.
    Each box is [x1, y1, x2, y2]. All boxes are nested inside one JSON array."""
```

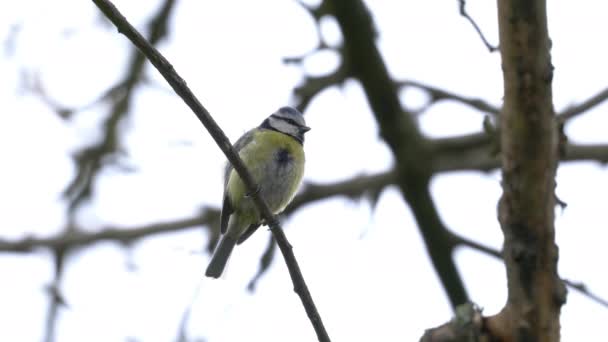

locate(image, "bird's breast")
[[252, 131, 305, 213], [275, 147, 293, 166]]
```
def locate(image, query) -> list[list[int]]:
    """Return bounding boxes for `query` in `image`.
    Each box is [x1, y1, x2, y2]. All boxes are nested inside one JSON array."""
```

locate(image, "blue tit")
[[205, 106, 310, 278]]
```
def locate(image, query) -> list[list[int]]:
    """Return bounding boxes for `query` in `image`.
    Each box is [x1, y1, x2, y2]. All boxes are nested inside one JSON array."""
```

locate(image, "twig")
[[3, 139, 607, 254], [562, 279, 608, 308], [248, 235, 277, 292], [432, 132, 493, 152], [289, 171, 395, 212], [0, 212, 218, 253], [399, 80, 500, 115], [291, 62, 349, 112], [90, 1, 330, 341], [449, 232, 501, 259], [0, 170, 395, 253], [451, 233, 608, 309], [458, 0, 498, 52], [65, 0, 177, 213], [44, 250, 67, 342], [558, 86, 608, 121], [328, 0, 469, 309]]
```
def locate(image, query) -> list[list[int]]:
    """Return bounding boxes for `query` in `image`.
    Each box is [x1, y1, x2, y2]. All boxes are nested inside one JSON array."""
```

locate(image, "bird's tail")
[[205, 234, 237, 278]]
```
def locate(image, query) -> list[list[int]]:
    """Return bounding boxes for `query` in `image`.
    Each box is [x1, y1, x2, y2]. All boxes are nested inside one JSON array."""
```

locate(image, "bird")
[[205, 106, 310, 278]]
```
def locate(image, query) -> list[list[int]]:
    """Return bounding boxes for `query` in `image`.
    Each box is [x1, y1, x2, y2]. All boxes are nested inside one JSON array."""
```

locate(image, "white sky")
[[0, 0, 607, 341]]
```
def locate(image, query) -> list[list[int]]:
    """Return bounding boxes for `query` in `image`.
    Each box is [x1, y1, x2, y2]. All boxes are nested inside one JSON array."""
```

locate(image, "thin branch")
[[558, 86, 608, 121], [451, 234, 608, 309], [64, 0, 177, 213], [289, 171, 395, 212], [328, 0, 469, 309], [399, 80, 500, 115], [248, 235, 277, 292], [432, 131, 608, 172], [3, 139, 607, 253], [291, 61, 349, 112], [0, 171, 394, 253], [294, 0, 331, 20], [44, 250, 67, 342], [562, 279, 608, 308], [564, 143, 608, 164], [449, 232, 501, 259], [432, 132, 493, 152], [458, 0, 498, 52], [90, 1, 330, 341], [0, 212, 218, 253]]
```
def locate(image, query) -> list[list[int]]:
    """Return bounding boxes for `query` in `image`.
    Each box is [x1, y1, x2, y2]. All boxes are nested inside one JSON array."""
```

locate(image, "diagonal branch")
[[90, 1, 330, 341], [562, 279, 608, 308], [0, 171, 395, 254], [64, 0, 177, 213], [558, 86, 608, 121], [291, 61, 349, 112], [3, 139, 607, 254], [327, 0, 469, 309], [0, 212, 218, 253], [399, 80, 500, 115], [458, 0, 498, 52], [451, 233, 608, 309]]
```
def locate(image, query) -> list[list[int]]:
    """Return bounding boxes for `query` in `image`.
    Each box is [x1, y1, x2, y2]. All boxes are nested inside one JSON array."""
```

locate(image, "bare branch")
[[399, 80, 500, 115], [458, 0, 498, 52], [558, 86, 608, 121], [90, 1, 330, 340], [0, 170, 396, 254], [0, 212, 218, 253], [288, 56, 349, 112], [497, 1, 566, 331], [65, 0, 177, 213], [328, 0, 469, 308], [44, 250, 67, 342], [450, 232, 502, 259], [290, 171, 395, 212], [451, 234, 608, 309], [294, 0, 331, 20], [248, 235, 277, 292], [432, 132, 493, 152], [564, 143, 608, 163], [432, 130, 608, 172], [562, 279, 608, 309], [3, 139, 606, 254]]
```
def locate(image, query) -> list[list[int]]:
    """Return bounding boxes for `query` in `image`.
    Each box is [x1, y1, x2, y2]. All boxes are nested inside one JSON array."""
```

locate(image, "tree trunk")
[[497, 0, 566, 340]]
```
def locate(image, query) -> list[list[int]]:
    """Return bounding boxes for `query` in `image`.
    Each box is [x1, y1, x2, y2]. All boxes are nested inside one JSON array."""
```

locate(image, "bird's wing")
[[223, 129, 256, 187], [220, 129, 256, 234], [236, 223, 261, 245], [219, 195, 233, 234]]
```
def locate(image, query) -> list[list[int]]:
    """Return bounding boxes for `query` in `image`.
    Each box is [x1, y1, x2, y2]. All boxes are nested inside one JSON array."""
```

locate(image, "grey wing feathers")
[[236, 223, 261, 245], [223, 129, 256, 187], [220, 195, 233, 234], [219, 129, 256, 234]]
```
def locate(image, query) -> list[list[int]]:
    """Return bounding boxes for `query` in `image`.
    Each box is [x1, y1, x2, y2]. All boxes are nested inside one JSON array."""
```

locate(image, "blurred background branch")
[[2, 0, 608, 340], [63, 0, 177, 213]]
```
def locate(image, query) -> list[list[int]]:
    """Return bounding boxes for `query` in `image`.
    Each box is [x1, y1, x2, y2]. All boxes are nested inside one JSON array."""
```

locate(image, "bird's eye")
[[283, 118, 300, 126]]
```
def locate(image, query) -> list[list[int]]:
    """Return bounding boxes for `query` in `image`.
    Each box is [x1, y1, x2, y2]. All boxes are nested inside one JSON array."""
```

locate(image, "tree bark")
[[497, 0, 566, 341]]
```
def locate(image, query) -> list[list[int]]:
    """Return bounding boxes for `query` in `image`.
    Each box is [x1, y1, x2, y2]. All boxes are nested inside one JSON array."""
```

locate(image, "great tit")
[[205, 106, 310, 278]]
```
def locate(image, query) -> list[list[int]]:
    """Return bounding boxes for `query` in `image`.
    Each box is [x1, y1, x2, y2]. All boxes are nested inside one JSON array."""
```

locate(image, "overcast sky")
[[0, 0, 607, 341]]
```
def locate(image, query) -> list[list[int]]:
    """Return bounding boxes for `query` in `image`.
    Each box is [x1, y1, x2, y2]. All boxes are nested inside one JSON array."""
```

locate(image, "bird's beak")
[[301, 125, 311, 133]]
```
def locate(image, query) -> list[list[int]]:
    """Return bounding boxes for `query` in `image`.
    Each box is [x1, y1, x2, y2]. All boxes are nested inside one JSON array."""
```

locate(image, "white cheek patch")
[[269, 118, 299, 136]]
